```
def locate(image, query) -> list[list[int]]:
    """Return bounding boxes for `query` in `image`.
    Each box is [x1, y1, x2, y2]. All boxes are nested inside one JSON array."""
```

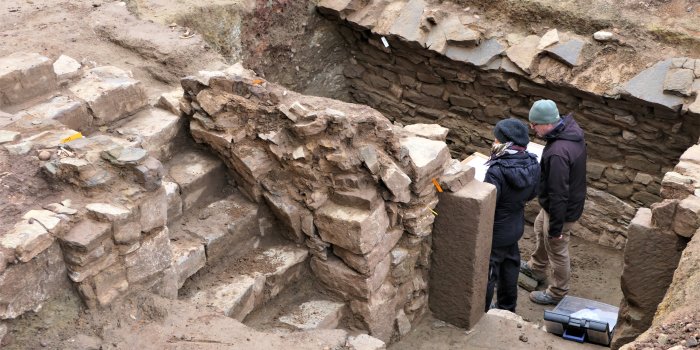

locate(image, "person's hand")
[[548, 234, 563, 240]]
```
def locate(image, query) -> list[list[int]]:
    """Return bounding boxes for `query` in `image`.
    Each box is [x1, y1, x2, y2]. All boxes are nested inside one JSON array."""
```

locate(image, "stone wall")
[[179, 65, 490, 342], [612, 144, 700, 349], [317, 0, 700, 248]]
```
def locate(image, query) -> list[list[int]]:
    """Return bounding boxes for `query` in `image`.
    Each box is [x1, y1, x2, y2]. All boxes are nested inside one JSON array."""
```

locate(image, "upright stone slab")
[[429, 180, 496, 329], [611, 208, 686, 349]]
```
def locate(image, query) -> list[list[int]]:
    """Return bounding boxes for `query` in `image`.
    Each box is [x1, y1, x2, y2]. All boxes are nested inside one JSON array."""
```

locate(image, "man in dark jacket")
[[484, 118, 540, 312], [520, 99, 587, 305]]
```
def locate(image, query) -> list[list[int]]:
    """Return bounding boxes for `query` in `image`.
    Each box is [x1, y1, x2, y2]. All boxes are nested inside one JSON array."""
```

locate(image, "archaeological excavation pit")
[[1, 0, 699, 349]]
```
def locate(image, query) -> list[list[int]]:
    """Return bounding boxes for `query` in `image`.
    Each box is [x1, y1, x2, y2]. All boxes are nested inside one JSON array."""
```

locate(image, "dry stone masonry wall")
[[179, 64, 490, 342], [317, 0, 700, 249]]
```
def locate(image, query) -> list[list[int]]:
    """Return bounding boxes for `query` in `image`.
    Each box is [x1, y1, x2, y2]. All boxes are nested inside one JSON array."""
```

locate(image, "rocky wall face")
[[179, 65, 484, 342], [316, 0, 700, 249]]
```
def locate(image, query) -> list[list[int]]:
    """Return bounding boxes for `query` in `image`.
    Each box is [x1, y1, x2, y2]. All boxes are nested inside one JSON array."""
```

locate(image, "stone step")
[[186, 244, 309, 321], [114, 107, 183, 161], [180, 192, 261, 264], [0, 52, 59, 108], [277, 299, 347, 331], [169, 234, 206, 290], [166, 148, 228, 212], [10, 95, 91, 134]]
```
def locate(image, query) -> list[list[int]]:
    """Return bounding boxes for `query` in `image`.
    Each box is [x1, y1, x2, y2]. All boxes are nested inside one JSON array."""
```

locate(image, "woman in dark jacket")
[[484, 118, 540, 312]]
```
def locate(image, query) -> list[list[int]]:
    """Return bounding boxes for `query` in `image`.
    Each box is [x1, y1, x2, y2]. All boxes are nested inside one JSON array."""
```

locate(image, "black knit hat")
[[493, 118, 530, 147]]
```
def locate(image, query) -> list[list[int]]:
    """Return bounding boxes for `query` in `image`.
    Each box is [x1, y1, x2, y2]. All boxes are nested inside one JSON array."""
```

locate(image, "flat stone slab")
[[445, 38, 505, 67], [256, 245, 309, 299], [545, 39, 585, 67], [0, 130, 20, 144], [623, 59, 685, 111], [189, 273, 265, 320], [663, 67, 694, 97], [170, 235, 206, 289], [386, 0, 428, 45], [0, 219, 55, 263], [0, 52, 58, 107], [399, 136, 451, 186], [315, 201, 389, 255], [53, 54, 82, 81], [168, 149, 227, 211], [347, 334, 386, 350], [505, 35, 541, 74], [278, 300, 346, 330], [403, 123, 449, 141], [116, 108, 182, 160], [69, 66, 147, 126], [15, 96, 91, 132]]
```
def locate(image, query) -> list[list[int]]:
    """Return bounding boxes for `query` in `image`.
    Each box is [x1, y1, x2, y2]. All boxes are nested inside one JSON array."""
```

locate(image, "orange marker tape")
[[432, 178, 443, 193]]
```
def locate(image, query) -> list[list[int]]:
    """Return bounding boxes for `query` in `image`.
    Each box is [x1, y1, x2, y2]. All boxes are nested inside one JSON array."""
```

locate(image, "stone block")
[[663, 68, 694, 97], [262, 192, 307, 243], [518, 272, 538, 292], [400, 136, 450, 189], [651, 199, 678, 229], [155, 88, 184, 116], [672, 195, 700, 237], [86, 203, 132, 222], [15, 96, 91, 132], [60, 219, 112, 253], [386, 0, 427, 45], [311, 255, 391, 300], [442, 14, 480, 47], [257, 245, 309, 300], [623, 59, 685, 111], [278, 300, 346, 330], [113, 219, 141, 244], [429, 180, 496, 329], [0, 52, 58, 106], [93, 264, 129, 306], [0, 243, 69, 319], [445, 39, 505, 67], [1, 214, 61, 263], [66, 250, 118, 283], [349, 281, 398, 343], [0, 130, 20, 144], [133, 156, 165, 191], [69, 66, 148, 125], [403, 123, 449, 141], [315, 201, 389, 255], [123, 227, 172, 284], [334, 228, 403, 275], [115, 108, 182, 160], [505, 35, 541, 74], [660, 171, 695, 199], [53, 54, 82, 81], [168, 149, 227, 211], [189, 273, 265, 320], [230, 143, 276, 184], [439, 159, 475, 193], [183, 193, 260, 263], [63, 239, 113, 267], [545, 39, 585, 67], [170, 235, 206, 289], [378, 161, 412, 203], [613, 208, 685, 348], [330, 186, 382, 211], [163, 181, 183, 223], [346, 334, 386, 350], [138, 185, 167, 232]]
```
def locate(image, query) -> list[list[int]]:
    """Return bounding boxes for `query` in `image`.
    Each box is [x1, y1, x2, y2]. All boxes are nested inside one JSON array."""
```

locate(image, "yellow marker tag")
[[252, 79, 265, 85], [60, 132, 83, 144], [432, 178, 443, 193], [428, 207, 438, 216]]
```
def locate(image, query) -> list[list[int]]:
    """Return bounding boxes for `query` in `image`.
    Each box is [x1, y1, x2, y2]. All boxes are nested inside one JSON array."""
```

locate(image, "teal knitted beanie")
[[529, 99, 560, 125]]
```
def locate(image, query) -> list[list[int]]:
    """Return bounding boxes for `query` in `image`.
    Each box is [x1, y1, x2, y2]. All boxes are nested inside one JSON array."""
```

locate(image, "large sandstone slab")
[[170, 235, 206, 289], [168, 149, 227, 211], [611, 208, 685, 349], [623, 59, 685, 111], [257, 245, 309, 299], [0, 216, 58, 263], [123, 227, 172, 284], [505, 35, 541, 74], [429, 180, 496, 329], [349, 281, 398, 342], [0, 243, 69, 319], [0, 52, 58, 107], [15, 96, 91, 132], [399, 136, 450, 189], [189, 273, 265, 320], [315, 201, 390, 255], [311, 255, 391, 300], [116, 108, 182, 160], [69, 66, 147, 125], [262, 192, 308, 243], [278, 300, 346, 330], [445, 38, 506, 67], [334, 227, 403, 275]]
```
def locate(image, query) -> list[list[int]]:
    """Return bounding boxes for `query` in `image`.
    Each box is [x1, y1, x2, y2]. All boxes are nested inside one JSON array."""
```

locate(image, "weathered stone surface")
[[93, 263, 128, 306], [445, 39, 505, 67], [60, 219, 111, 253], [53, 54, 82, 81], [663, 68, 694, 97], [403, 123, 449, 141], [505, 35, 541, 74], [69, 66, 148, 125], [63, 239, 113, 267], [116, 108, 182, 160], [430, 180, 496, 329], [183, 193, 260, 263], [0, 52, 58, 106], [661, 171, 695, 199], [138, 185, 167, 232], [346, 334, 387, 350], [612, 208, 685, 349], [190, 272, 265, 320], [170, 235, 206, 288], [334, 228, 403, 275], [400, 136, 450, 187], [66, 250, 117, 283], [168, 149, 227, 211], [1, 211, 63, 262], [350, 281, 398, 342], [16, 96, 91, 132], [163, 181, 183, 223], [331, 187, 381, 211], [651, 199, 678, 229], [0, 243, 69, 319], [672, 195, 700, 237], [518, 272, 538, 292], [442, 14, 480, 47], [0, 130, 20, 144], [537, 29, 559, 50], [545, 39, 585, 67], [257, 245, 309, 299], [155, 88, 183, 116], [378, 161, 412, 203], [624, 59, 685, 111], [86, 203, 132, 222], [315, 202, 389, 255], [263, 192, 307, 243], [101, 146, 147, 166], [311, 255, 391, 300], [123, 227, 172, 284], [387, 0, 427, 45], [439, 159, 475, 193], [278, 300, 346, 330]]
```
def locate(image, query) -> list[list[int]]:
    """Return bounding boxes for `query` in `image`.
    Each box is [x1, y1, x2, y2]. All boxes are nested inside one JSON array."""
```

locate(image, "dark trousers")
[[485, 242, 521, 312]]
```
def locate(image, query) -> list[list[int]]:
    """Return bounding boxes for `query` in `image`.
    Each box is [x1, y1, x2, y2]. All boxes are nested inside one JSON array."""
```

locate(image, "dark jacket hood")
[[545, 114, 585, 143]]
